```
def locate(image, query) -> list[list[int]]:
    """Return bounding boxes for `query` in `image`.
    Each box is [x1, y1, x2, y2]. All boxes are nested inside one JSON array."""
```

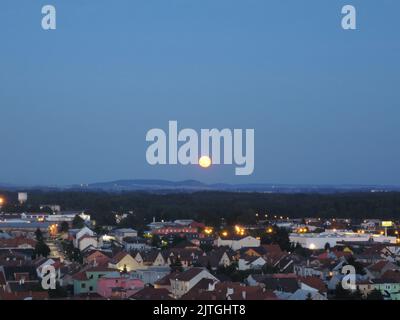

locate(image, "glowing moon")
[[199, 156, 212, 168]]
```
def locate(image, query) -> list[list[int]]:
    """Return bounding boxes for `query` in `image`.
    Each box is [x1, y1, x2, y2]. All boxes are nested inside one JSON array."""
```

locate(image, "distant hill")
[[1, 179, 400, 194], [68, 179, 400, 194]]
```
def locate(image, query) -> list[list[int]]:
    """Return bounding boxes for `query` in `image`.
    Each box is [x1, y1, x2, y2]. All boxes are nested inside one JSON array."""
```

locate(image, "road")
[[46, 239, 66, 262]]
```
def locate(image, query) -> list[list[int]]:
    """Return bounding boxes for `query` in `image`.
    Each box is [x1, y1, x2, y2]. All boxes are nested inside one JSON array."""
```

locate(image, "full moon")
[[198, 156, 212, 168]]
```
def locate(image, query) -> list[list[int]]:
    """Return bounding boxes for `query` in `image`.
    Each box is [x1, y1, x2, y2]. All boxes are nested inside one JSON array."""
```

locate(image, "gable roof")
[[368, 260, 396, 272], [78, 235, 97, 243], [299, 276, 327, 293], [142, 250, 164, 263], [262, 277, 300, 293], [3, 265, 38, 282], [84, 249, 112, 259], [72, 271, 88, 281], [110, 252, 130, 264], [0, 289, 49, 300], [154, 271, 180, 286], [240, 245, 282, 257], [0, 237, 37, 249], [173, 267, 207, 282], [262, 244, 283, 254], [182, 282, 277, 300], [197, 249, 231, 269], [71, 266, 115, 281], [381, 270, 400, 282]]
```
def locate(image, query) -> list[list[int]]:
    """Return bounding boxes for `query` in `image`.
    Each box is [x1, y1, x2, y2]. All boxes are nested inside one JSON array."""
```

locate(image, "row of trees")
[[333, 284, 384, 300], [2, 190, 400, 229], [34, 228, 50, 258]]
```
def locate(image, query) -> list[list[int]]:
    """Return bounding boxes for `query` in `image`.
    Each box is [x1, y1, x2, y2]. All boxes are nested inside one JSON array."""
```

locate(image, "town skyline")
[[1, 189, 400, 301]]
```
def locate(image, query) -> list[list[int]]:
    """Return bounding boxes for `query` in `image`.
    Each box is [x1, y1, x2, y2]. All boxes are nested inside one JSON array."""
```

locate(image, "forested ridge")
[[1, 190, 400, 227]]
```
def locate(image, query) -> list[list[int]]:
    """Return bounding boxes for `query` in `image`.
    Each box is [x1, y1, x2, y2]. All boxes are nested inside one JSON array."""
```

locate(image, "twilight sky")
[[0, 0, 399, 186]]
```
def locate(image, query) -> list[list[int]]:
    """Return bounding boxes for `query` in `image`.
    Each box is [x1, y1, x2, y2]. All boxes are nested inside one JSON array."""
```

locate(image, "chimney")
[[208, 281, 216, 292]]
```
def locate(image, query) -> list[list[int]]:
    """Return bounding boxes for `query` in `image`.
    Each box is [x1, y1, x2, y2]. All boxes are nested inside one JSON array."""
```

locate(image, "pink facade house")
[[97, 273, 145, 299]]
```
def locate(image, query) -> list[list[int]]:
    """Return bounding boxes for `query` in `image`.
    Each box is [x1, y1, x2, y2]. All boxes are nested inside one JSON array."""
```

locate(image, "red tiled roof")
[[131, 287, 172, 300], [316, 250, 350, 260], [0, 237, 37, 249], [0, 289, 49, 300], [262, 244, 283, 255], [182, 282, 278, 300], [72, 271, 88, 281], [299, 276, 327, 293], [364, 244, 386, 255], [368, 261, 389, 272], [85, 250, 111, 259], [381, 270, 400, 282], [229, 288, 277, 300], [72, 266, 116, 281], [112, 251, 130, 262]]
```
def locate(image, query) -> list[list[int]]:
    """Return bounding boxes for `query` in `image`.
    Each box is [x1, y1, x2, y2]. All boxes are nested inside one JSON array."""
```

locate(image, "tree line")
[[1, 190, 400, 228]]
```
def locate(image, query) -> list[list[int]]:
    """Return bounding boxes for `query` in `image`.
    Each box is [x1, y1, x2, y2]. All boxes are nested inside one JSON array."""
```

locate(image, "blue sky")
[[0, 0, 399, 185]]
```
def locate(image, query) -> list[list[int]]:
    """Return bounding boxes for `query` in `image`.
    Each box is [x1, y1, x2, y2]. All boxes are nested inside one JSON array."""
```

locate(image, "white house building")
[[114, 228, 138, 242], [70, 226, 98, 251], [170, 267, 219, 298], [238, 256, 266, 271], [290, 232, 397, 250], [215, 236, 260, 251]]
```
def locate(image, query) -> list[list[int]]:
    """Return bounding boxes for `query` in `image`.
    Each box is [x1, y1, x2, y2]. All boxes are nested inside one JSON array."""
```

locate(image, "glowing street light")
[[48, 224, 58, 237], [234, 225, 246, 236]]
